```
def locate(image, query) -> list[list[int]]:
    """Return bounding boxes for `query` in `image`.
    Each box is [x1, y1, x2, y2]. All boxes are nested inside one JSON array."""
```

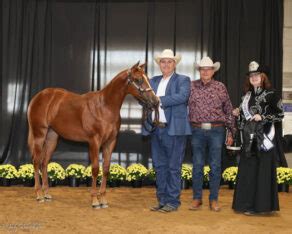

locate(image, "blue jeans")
[[151, 128, 187, 208], [191, 126, 225, 201]]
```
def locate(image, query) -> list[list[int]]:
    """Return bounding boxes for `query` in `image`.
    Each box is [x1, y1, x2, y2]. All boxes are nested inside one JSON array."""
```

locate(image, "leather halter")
[[126, 69, 159, 133], [126, 69, 153, 93]]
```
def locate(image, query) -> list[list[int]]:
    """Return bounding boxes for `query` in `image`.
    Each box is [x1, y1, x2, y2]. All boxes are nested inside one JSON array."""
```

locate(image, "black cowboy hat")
[[246, 61, 270, 76]]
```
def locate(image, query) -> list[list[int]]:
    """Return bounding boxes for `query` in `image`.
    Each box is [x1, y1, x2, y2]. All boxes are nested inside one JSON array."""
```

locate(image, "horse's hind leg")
[[89, 137, 101, 208], [99, 138, 117, 208], [29, 127, 48, 202], [41, 129, 59, 200]]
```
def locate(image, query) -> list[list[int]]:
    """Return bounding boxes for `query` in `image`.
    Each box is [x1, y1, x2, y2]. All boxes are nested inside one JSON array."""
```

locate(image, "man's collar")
[[162, 72, 175, 80], [199, 78, 214, 86]]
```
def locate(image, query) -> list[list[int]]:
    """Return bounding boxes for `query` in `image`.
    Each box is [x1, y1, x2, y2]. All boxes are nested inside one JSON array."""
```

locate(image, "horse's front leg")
[[99, 139, 116, 208], [89, 138, 101, 208]]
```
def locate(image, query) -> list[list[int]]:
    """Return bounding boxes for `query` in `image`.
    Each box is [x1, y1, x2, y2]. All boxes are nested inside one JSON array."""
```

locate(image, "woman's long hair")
[[243, 73, 272, 93]]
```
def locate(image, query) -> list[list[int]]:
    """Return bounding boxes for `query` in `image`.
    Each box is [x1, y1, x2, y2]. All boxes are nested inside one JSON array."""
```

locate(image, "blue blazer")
[[142, 73, 192, 136]]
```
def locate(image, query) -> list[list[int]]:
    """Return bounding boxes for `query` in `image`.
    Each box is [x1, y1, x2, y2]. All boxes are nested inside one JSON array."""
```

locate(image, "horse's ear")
[[131, 61, 140, 70], [139, 63, 146, 71]]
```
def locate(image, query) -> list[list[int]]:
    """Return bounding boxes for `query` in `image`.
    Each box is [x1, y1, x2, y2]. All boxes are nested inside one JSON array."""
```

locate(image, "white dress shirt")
[[153, 73, 173, 123]]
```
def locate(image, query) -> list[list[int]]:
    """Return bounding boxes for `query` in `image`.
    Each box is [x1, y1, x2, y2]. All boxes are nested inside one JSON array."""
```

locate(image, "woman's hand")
[[226, 135, 234, 146], [232, 108, 240, 117], [251, 114, 262, 122]]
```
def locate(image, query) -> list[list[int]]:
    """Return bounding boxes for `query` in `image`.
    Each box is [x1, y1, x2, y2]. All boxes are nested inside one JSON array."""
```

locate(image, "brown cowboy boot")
[[189, 199, 203, 210], [209, 200, 221, 212]]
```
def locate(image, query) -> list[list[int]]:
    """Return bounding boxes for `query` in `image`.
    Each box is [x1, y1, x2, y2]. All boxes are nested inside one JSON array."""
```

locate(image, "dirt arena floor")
[[0, 186, 291, 233]]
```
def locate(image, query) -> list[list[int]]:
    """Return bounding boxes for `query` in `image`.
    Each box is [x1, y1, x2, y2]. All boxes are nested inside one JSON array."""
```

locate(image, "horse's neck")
[[101, 72, 128, 110]]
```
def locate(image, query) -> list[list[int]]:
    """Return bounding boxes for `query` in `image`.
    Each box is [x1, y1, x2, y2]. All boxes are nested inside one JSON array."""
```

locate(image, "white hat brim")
[[195, 62, 220, 72], [154, 54, 181, 65]]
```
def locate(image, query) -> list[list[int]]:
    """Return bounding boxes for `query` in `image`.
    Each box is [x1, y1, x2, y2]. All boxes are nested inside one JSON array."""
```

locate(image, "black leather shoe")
[[150, 204, 164, 211], [244, 210, 256, 216], [158, 204, 178, 213]]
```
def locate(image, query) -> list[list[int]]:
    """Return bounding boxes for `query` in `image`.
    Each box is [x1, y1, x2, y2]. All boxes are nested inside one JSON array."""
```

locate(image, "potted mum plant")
[[222, 166, 238, 189], [126, 163, 148, 188], [276, 167, 292, 193], [146, 167, 156, 185], [108, 164, 127, 187], [47, 162, 66, 187], [84, 165, 103, 186], [0, 164, 19, 186], [18, 164, 34, 187], [65, 164, 86, 187], [181, 164, 192, 189], [203, 165, 210, 189]]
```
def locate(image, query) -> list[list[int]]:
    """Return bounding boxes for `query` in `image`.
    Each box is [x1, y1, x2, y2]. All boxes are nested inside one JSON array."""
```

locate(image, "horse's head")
[[126, 61, 159, 110]]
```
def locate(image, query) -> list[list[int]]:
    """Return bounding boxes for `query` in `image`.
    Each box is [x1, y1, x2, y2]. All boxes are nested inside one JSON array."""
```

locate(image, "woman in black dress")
[[232, 61, 284, 215]]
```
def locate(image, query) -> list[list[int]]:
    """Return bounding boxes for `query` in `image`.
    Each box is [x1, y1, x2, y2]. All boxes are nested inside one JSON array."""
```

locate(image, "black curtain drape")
[[1, 0, 284, 167]]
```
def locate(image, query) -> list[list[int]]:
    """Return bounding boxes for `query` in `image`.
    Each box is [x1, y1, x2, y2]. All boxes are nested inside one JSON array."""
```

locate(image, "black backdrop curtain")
[[1, 0, 283, 167]]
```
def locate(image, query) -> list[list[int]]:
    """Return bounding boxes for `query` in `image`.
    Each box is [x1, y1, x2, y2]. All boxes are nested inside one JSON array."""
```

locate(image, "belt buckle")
[[201, 123, 211, 130]]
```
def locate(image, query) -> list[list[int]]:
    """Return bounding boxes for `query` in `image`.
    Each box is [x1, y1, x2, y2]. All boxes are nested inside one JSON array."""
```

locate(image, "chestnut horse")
[[27, 62, 159, 208]]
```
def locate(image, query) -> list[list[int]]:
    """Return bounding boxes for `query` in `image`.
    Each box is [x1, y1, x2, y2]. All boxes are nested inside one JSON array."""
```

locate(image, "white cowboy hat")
[[154, 49, 181, 64], [195, 56, 220, 72]]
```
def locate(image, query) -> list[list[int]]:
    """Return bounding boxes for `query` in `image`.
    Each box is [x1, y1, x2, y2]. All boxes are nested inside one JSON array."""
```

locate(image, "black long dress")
[[232, 87, 284, 213]]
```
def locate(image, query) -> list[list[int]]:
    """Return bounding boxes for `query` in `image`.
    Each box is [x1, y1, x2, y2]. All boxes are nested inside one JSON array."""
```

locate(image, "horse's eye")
[[136, 78, 143, 85]]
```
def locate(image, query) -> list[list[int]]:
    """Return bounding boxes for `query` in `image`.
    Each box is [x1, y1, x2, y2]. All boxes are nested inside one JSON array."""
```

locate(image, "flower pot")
[[181, 179, 190, 189], [148, 179, 156, 186], [86, 177, 92, 187], [131, 180, 142, 188], [108, 180, 121, 187], [23, 179, 34, 187], [68, 177, 80, 187], [48, 179, 57, 187], [86, 177, 99, 187], [203, 181, 209, 189], [278, 183, 289, 193], [228, 181, 235, 189], [0, 178, 12, 186]]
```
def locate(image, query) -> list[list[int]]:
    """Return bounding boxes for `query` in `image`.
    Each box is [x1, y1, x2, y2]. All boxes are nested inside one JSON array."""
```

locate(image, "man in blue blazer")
[[143, 49, 191, 213]]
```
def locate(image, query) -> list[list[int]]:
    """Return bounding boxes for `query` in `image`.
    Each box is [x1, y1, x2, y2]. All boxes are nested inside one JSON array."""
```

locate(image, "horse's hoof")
[[92, 200, 101, 209], [36, 197, 44, 203], [92, 204, 101, 209], [44, 194, 52, 201], [100, 203, 109, 209]]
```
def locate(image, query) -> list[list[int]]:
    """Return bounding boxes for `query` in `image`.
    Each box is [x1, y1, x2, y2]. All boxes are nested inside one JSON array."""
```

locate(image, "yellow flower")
[[222, 167, 238, 182], [204, 165, 210, 182], [181, 164, 192, 180], [147, 168, 156, 181], [126, 164, 147, 182], [276, 167, 292, 184], [108, 164, 127, 182], [65, 164, 85, 179], [47, 162, 65, 181], [0, 164, 19, 179], [18, 164, 34, 180]]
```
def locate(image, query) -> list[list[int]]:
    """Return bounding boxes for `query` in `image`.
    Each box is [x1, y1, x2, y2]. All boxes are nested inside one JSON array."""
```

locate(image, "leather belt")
[[191, 122, 224, 130], [156, 122, 168, 128]]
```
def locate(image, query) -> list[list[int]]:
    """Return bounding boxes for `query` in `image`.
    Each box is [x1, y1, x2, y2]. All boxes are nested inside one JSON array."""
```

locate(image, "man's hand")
[[232, 108, 240, 117], [226, 135, 234, 146]]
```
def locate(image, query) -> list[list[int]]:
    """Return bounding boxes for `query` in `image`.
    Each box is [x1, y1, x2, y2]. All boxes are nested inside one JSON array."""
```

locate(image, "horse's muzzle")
[[148, 97, 160, 110]]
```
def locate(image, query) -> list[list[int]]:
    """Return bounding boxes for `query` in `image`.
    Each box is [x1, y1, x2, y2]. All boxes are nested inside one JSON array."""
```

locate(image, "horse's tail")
[[27, 124, 34, 156]]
